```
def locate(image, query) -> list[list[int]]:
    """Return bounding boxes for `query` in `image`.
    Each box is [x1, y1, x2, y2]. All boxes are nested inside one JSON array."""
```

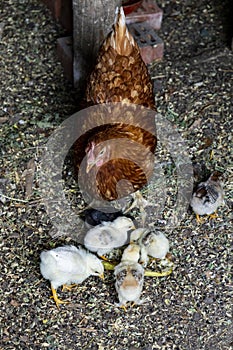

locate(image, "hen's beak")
[[86, 161, 95, 174], [99, 273, 105, 280]]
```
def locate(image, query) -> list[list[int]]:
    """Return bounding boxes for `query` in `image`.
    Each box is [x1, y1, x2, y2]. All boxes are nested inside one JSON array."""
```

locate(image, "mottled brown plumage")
[[73, 7, 156, 203], [86, 7, 155, 109]]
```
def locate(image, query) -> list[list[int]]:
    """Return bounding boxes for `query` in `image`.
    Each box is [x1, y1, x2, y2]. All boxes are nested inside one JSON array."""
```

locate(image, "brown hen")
[[74, 7, 156, 206]]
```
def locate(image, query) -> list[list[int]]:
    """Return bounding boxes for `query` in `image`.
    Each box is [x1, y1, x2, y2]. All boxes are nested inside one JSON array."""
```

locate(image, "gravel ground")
[[0, 1, 232, 349]]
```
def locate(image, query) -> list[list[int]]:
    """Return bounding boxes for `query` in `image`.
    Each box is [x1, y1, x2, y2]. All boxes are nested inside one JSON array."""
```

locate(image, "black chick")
[[81, 208, 132, 228]]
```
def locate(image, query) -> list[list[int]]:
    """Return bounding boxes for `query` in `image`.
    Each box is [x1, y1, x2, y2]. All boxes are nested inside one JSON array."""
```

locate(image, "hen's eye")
[[99, 149, 105, 156]]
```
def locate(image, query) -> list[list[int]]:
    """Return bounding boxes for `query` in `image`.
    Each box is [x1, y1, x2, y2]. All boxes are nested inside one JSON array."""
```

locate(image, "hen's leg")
[[144, 267, 173, 277], [124, 191, 149, 226], [50, 286, 68, 308]]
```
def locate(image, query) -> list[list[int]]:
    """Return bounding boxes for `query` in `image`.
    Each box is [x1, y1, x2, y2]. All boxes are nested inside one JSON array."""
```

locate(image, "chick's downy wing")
[[50, 248, 86, 275], [85, 226, 113, 246]]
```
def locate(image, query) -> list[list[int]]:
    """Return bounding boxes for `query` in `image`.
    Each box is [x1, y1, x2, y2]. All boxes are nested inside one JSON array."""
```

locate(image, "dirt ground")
[[0, 0, 232, 349]]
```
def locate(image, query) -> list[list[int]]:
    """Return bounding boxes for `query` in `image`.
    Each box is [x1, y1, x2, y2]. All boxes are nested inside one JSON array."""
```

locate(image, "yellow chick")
[[121, 243, 141, 263], [84, 216, 135, 257], [40, 245, 104, 308]]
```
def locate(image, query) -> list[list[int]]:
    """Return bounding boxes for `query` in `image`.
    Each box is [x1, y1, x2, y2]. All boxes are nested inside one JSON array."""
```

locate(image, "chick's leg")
[[131, 299, 144, 308], [99, 255, 110, 262], [196, 214, 204, 223], [139, 246, 149, 267], [120, 305, 127, 312], [115, 301, 127, 312], [50, 286, 68, 308], [208, 211, 218, 220], [62, 284, 77, 292]]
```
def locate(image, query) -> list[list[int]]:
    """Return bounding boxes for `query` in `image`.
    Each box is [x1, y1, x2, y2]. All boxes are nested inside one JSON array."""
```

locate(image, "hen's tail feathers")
[[109, 6, 136, 55]]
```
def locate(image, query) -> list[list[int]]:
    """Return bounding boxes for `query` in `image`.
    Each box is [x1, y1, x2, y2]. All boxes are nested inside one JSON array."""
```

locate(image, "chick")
[[40, 245, 104, 308], [84, 216, 135, 258], [140, 230, 170, 264], [121, 243, 141, 263], [81, 208, 125, 228], [190, 171, 224, 223], [130, 228, 170, 266], [130, 227, 148, 242], [114, 261, 144, 311], [114, 238, 144, 310]]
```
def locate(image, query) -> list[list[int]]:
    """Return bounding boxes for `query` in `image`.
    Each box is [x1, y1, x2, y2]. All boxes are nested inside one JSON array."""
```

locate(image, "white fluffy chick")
[[130, 228, 170, 266], [40, 245, 104, 308], [84, 216, 135, 258], [114, 261, 144, 311]]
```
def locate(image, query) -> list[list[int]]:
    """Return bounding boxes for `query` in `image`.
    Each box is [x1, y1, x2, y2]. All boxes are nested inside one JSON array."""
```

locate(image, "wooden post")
[[72, 0, 121, 89]]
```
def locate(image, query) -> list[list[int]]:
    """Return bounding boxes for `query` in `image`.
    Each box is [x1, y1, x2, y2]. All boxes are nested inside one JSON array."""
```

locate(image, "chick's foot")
[[208, 211, 218, 220], [196, 214, 204, 223], [51, 286, 69, 308], [62, 284, 77, 292]]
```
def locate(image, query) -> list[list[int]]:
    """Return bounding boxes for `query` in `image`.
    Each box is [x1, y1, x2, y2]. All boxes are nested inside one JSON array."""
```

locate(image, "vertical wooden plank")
[[72, 0, 121, 88]]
